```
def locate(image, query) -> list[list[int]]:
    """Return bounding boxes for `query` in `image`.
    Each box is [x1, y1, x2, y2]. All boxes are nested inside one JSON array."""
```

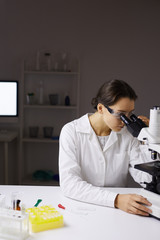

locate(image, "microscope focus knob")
[[153, 106, 160, 110]]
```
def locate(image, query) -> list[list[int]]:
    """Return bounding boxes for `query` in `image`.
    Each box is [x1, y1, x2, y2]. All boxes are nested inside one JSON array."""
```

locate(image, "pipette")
[[58, 203, 95, 215]]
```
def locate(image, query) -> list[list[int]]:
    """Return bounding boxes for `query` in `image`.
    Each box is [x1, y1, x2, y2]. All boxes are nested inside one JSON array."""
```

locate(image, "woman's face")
[[101, 97, 135, 132]]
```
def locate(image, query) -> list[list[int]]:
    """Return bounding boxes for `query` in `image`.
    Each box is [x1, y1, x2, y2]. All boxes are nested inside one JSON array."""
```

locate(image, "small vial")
[[65, 93, 70, 106], [13, 199, 21, 211], [21, 204, 26, 215], [39, 80, 44, 104], [11, 192, 23, 211], [11, 192, 17, 210]]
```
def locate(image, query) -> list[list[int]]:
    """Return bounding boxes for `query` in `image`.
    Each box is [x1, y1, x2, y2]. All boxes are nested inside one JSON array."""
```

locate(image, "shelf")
[[24, 104, 77, 110], [24, 71, 79, 75], [22, 138, 59, 143], [19, 56, 80, 185], [22, 175, 59, 186]]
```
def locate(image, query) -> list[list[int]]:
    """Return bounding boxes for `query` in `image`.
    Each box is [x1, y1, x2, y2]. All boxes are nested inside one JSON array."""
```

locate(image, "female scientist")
[[59, 79, 152, 217]]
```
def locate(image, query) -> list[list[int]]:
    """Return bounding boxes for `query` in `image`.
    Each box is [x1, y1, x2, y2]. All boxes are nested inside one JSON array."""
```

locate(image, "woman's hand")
[[138, 115, 149, 126], [114, 194, 152, 216]]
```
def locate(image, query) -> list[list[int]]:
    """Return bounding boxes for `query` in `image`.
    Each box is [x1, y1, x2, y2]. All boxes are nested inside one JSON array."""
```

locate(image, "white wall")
[[0, 0, 160, 184]]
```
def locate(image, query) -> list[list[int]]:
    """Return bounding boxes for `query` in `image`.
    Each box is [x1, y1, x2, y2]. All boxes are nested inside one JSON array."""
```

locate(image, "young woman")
[[59, 79, 152, 217]]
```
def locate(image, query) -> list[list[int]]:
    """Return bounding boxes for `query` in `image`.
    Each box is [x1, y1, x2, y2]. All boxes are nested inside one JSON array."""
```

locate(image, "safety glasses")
[[105, 105, 134, 119]]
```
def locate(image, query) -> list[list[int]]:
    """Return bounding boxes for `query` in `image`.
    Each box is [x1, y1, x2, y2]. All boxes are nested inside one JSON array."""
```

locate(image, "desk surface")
[[0, 185, 159, 240]]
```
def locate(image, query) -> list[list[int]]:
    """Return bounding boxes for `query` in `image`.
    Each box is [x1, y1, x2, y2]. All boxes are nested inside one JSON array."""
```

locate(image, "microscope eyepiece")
[[120, 114, 131, 125], [120, 113, 146, 137], [130, 114, 147, 128], [130, 114, 137, 121]]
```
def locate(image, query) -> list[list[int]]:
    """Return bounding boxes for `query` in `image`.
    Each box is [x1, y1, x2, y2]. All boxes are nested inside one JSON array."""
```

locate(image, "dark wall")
[[0, 0, 160, 116], [0, 0, 160, 185]]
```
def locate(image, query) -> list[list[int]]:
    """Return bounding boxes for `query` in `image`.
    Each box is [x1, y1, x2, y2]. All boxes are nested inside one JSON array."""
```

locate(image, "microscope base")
[[140, 189, 160, 220]]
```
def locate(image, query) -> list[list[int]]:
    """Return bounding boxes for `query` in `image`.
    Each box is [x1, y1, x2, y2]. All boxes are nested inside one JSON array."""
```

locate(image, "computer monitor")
[[0, 80, 18, 123]]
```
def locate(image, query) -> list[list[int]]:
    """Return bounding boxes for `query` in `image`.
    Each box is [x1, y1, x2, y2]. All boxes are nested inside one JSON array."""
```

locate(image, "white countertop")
[[0, 185, 159, 240]]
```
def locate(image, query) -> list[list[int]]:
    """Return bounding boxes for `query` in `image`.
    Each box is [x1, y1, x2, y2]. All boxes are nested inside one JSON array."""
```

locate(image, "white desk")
[[0, 131, 18, 184], [0, 186, 159, 240]]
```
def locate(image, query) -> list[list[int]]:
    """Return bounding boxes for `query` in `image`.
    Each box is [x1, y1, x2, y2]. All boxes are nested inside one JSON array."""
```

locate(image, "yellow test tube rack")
[[26, 205, 64, 233]]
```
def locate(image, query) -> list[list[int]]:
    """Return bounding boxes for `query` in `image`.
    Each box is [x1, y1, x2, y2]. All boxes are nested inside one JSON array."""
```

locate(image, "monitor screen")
[[0, 81, 18, 117]]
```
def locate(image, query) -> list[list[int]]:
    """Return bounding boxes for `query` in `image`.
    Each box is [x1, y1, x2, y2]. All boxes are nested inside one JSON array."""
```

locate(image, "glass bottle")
[[44, 52, 51, 71], [65, 93, 70, 106], [38, 80, 44, 104]]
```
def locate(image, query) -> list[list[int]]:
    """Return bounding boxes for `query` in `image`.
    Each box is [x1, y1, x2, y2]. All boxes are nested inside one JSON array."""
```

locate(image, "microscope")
[[120, 106, 160, 219]]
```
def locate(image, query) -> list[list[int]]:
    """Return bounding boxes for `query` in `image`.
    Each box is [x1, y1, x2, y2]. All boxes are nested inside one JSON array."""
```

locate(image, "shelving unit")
[[19, 57, 80, 186]]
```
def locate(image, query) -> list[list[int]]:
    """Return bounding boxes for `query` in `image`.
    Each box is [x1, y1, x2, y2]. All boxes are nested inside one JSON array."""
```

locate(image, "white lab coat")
[[59, 114, 152, 208]]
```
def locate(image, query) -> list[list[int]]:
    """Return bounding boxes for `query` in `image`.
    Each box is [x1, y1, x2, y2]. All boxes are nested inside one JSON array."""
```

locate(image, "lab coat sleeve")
[[128, 138, 152, 185], [59, 123, 117, 208]]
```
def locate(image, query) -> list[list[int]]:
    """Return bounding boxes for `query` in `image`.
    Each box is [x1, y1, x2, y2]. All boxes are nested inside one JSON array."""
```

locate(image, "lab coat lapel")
[[75, 114, 103, 152], [103, 131, 118, 152], [89, 131, 102, 152], [75, 113, 119, 152]]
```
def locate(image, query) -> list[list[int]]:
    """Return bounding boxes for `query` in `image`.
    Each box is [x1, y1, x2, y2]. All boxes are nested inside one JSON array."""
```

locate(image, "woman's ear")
[[97, 103, 104, 114]]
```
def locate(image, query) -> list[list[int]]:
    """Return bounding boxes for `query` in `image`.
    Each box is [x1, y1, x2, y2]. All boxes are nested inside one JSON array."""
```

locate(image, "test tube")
[[11, 192, 22, 211]]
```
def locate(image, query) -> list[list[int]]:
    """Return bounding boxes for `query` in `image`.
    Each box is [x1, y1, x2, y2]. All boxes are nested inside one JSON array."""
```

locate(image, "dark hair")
[[91, 79, 137, 109]]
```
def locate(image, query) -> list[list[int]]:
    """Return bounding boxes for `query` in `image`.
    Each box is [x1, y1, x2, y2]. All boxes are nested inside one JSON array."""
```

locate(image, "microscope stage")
[[140, 188, 160, 220], [135, 160, 160, 177]]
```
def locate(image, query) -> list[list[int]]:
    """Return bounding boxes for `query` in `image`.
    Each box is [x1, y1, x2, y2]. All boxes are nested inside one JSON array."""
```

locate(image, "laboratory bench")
[[0, 185, 159, 240], [0, 131, 18, 184]]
